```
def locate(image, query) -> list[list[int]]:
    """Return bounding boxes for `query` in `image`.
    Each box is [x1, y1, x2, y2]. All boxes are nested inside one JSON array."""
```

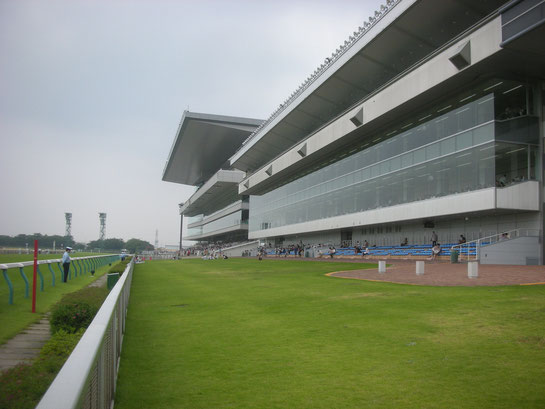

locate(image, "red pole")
[[32, 239, 38, 313]]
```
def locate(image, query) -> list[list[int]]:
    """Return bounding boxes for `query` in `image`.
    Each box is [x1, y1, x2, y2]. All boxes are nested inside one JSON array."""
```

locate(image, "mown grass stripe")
[[114, 259, 545, 409]]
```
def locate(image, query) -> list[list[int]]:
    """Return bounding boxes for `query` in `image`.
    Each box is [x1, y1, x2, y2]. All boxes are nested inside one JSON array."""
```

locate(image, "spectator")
[[431, 231, 438, 246], [430, 243, 441, 260], [62, 247, 72, 283]]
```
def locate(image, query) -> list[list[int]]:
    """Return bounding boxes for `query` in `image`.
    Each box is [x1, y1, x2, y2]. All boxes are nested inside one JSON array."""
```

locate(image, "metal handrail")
[[450, 228, 540, 262], [1, 254, 119, 305], [36, 258, 134, 409]]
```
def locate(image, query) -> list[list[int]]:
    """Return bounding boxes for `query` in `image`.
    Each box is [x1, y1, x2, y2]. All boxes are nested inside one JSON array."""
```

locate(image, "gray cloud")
[[0, 0, 384, 246]]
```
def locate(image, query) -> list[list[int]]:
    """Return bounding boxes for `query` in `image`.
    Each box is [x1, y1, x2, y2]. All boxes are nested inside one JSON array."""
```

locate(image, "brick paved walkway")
[[0, 314, 50, 372], [329, 259, 545, 286]]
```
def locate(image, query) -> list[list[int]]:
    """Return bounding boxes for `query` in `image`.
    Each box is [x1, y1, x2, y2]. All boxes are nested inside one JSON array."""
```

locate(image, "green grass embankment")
[[0, 253, 114, 344]]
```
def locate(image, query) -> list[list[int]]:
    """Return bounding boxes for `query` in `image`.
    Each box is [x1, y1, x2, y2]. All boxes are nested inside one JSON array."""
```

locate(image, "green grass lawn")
[[114, 259, 545, 409], [0, 253, 114, 344]]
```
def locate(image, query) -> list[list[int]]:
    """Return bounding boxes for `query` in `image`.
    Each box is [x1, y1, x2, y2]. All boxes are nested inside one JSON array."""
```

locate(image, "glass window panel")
[[455, 107, 473, 131], [380, 161, 390, 175], [425, 143, 440, 160], [414, 148, 426, 164], [400, 132, 411, 151], [477, 94, 494, 122], [440, 138, 456, 156], [390, 156, 401, 172], [402, 152, 413, 168], [371, 164, 381, 178], [353, 169, 363, 183], [473, 122, 494, 145], [444, 113, 457, 135], [456, 131, 473, 150], [529, 145, 537, 180], [202, 210, 242, 234], [413, 126, 426, 147], [477, 146, 495, 188], [403, 172, 416, 203]]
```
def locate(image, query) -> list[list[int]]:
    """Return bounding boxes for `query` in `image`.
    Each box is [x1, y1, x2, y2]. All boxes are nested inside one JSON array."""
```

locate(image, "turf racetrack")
[[114, 259, 545, 409]]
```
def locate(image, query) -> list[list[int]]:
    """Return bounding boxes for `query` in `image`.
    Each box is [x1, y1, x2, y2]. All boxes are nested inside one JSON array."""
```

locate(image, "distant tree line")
[[87, 238, 155, 253], [0, 234, 78, 249], [0, 234, 154, 253]]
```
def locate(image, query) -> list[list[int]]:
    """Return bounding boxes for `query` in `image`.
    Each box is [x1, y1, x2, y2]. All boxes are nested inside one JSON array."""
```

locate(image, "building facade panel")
[[250, 80, 540, 238], [239, 16, 505, 195]]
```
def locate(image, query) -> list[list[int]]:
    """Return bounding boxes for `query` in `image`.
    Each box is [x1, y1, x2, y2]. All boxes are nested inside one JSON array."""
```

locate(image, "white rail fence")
[[450, 228, 540, 261], [36, 258, 134, 409]]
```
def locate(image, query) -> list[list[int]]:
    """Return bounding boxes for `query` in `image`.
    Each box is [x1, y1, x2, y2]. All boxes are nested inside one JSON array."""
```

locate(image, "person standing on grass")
[[62, 247, 72, 283]]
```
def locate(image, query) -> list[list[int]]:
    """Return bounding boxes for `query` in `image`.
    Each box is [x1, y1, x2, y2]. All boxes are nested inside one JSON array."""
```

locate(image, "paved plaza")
[[329, 260, 545, 286]]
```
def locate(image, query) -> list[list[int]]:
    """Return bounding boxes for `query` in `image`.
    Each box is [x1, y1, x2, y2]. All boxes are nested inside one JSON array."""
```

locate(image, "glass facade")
[[186, 215, 203, 226], [187, 211, 245, 239], [202, 210, 244, 234], [250, 80, 539, 233], [187, 226, 202, 238]]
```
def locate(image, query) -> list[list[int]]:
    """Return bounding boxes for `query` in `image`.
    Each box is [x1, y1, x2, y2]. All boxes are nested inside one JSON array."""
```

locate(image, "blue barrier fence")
[[0, 255, 120, 305]]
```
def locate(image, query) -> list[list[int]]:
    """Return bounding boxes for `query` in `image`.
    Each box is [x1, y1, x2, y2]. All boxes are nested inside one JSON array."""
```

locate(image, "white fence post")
[[468, 262, 479, 278], [416, 261, 425, 276]]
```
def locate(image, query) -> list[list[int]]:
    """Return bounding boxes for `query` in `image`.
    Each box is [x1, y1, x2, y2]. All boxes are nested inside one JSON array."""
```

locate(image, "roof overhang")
[[179, 169, 246, 217], [163, 111, 262, 186], [229, 0, 512, 173]]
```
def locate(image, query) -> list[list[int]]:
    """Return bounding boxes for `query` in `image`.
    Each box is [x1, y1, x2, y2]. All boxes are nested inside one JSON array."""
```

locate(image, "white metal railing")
[[450, 228, 540, 262], [222, 240, 260, 252], [36, 258, 134, 409]]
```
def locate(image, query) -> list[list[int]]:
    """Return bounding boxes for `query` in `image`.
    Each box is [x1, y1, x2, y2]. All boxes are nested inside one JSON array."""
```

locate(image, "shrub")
[[49, 286, 108, 335], [50, 302, 97, 334], [59, 286, 108, 310], [107, 259, 130, 276], [0, 330, 84, 409], [40, 329, 85, 360]]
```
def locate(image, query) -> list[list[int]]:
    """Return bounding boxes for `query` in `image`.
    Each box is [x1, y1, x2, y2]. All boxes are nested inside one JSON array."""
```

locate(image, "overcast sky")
[[0, 0, 384, 247]]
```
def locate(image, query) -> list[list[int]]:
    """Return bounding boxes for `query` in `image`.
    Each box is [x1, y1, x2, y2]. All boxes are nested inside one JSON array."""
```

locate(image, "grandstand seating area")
[[265, 243, 479, 259]]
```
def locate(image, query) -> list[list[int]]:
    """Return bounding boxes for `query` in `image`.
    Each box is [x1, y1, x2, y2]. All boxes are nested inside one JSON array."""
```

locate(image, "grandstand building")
[[164, 0, 545, 263], [163, 111, 262, 245]]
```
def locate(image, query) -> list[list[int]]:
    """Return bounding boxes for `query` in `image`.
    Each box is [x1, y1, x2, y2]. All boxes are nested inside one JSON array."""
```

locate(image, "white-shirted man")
[[62, 247, 72, 282]]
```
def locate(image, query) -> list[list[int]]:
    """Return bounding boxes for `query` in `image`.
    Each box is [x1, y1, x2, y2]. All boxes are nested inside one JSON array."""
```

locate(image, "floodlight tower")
[[155, 229, 159, 249], [65, 213, 72, 237], [99, 213, 107, 241]]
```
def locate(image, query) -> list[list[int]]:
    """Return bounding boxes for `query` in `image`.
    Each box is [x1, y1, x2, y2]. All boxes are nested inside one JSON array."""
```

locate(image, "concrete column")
[[378, 260, 386, 273], [468, 261, 479, 278], [179, 214, 184, 253], [416, 261, 425, 275]]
